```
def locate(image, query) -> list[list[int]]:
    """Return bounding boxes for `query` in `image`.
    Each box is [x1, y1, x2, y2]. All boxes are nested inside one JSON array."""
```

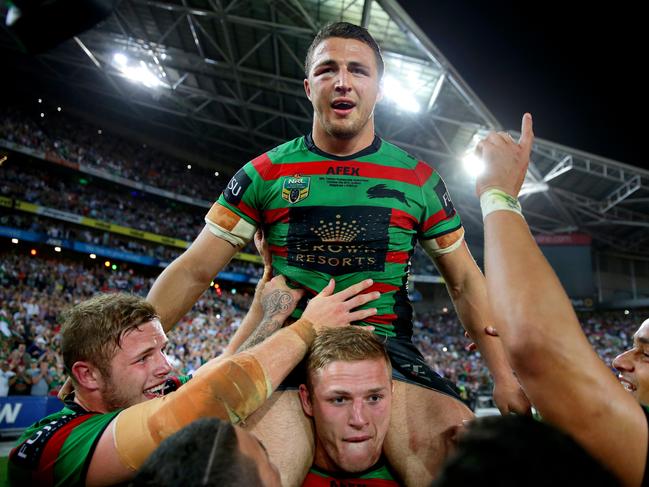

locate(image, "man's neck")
[[311, 124, 376, 157], [73, 390, 111, 413]]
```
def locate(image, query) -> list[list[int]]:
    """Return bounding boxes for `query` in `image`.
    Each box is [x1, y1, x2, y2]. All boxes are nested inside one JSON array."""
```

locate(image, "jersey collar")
[[305, 133, 382, 161]]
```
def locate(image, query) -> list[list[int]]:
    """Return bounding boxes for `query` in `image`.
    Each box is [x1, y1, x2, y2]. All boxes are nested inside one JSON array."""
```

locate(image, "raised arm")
[[479, 113, 646, 486], [433, 244, 531, 414], [147, 226, 239, 331]]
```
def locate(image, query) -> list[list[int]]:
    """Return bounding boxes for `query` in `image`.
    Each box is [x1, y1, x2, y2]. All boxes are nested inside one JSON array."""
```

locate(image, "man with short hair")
[[8, 275, 379, 486], [132, 418, 278, 487], [298, 327, 398, 486], [147, 20, 528, 486]]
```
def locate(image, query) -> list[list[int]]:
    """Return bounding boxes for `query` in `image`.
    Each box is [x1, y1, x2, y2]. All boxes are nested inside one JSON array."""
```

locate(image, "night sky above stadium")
[[399, 0, 643, 169]]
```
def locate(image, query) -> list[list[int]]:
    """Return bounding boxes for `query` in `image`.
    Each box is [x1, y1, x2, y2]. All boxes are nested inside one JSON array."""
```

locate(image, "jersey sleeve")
[[204, 155, 268, 247], [8, 410, 120, 487], [417, 168, 464, 258]]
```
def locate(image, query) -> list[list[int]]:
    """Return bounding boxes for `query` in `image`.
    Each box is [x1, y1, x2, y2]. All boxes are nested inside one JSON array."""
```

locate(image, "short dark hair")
[[431, 415, 620, 487], [304, 21, 384, 78], [131, 418, 261, 487]]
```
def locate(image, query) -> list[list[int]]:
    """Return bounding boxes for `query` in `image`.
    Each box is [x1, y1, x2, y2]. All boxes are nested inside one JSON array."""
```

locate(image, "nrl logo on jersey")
[[282, 175, 310, 204]]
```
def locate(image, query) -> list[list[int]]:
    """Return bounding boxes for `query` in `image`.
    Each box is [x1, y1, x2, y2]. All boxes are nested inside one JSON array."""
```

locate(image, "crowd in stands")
[[1, 164, 204, 242], [0, 250, 640, 406], [0, 106, 223, 202]]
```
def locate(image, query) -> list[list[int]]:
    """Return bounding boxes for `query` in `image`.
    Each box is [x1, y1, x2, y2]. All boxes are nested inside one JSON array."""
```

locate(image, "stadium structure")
[[1, 0, 648, 308]]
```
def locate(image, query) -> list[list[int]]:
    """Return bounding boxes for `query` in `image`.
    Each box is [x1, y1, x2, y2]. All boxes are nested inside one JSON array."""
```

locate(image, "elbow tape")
[[113, 352, 271, 470]]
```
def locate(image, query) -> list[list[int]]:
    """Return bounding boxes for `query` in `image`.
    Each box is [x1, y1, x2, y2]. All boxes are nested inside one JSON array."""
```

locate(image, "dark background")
[[399, 0, 643, 167]]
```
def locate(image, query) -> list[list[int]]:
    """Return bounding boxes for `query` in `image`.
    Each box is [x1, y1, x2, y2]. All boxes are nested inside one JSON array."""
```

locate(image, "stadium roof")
[[2, 0, 648, 257]]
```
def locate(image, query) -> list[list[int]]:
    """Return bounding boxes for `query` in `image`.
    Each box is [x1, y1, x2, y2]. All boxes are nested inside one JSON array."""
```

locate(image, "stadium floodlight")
[[462, 152, 485, 177], [113, 53, 166, 89], [382, 76, 421, 113], [113, 52, 128, 66]]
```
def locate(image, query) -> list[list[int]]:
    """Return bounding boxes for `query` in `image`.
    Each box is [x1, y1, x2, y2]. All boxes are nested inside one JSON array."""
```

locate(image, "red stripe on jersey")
[[251, 153, 272, 177], [363, 283, 400, 294], [390, 209, 418, 230], [422, 208, 456, 233], [35, 414, 97, 486], [386, 251, 409, 264], [269, 245, 288, 257], [365, 314, 398, 325], [413, 159, 433, 182], [237, 200, 261, 223], [259, 161, 433, 186], [264, 208, 289, 224]]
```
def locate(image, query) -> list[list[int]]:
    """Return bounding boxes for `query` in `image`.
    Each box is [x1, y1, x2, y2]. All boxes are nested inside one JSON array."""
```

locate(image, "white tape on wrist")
[[480, 188, 523, 220]]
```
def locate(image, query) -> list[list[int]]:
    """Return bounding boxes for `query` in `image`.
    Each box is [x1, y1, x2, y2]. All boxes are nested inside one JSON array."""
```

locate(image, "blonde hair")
[[305, 327, 391, 390], [61, 293, 158, 379]]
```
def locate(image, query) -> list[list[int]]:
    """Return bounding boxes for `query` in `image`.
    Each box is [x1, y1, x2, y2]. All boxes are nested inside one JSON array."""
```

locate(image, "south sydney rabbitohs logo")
[[282, 175, 310, 204], [287, 206, 389, 275]]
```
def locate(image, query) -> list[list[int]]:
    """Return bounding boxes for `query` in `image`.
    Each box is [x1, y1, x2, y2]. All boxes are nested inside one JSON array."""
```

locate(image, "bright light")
[[442, 346, 448, 352], [40, 113, 45, 118], [214, 171, 219, 177], [54, 246, 61, 252], [37, 98, 42, 103], [11, 238, 18, 244], [462, 152, 485, 177], [216, 314, 221, 319], [57, 107, 61, 112], [104, 261, 110, 267], [98, 129, 102, 135], [30, 249, 37, 256], [442, 307, 448, 313], [624, 309, 630, 315], [111, 264, 117, 270], [89, 253, 97, 259], [210, 281, 215, 286], [382, 76, 421, 113], [231, 288, 237, 294], [160, 53, 167, 60], [113, 52, 128, 66], [187, 164, 192, 170]]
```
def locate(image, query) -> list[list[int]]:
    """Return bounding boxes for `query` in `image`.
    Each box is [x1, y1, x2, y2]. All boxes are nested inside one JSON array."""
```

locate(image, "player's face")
[[304, 37, 382, 144], [301, 359, 392, 473], [100, 319, 172, 410], [235, 428, 281, 487], [613, 318, 649, 406]]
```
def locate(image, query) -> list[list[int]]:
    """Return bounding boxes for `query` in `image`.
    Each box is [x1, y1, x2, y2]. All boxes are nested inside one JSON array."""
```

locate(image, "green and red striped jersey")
[[302, 462, 400, 486], [207, 135, 463, 338], [8, 375, 190, 487]]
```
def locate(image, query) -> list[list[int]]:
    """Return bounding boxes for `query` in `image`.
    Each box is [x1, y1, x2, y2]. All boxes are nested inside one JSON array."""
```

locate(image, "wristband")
[[480, 188, 523, 220]]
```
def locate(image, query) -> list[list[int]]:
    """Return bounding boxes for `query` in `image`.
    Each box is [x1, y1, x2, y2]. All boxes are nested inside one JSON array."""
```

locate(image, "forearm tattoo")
[[238, 290, 295, 351], [261, 289, 294, 317]]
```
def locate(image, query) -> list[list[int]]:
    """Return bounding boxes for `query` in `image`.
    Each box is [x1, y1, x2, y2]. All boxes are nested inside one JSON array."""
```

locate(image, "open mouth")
[[331, 99, 356, 115], [143, 381, 167, 398], [618, 375, 637, 392]]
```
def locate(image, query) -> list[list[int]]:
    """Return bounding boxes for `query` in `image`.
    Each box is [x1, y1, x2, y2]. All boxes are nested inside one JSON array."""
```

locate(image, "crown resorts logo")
[[287, 207, 390, 275], [311, 215, 365, 242]]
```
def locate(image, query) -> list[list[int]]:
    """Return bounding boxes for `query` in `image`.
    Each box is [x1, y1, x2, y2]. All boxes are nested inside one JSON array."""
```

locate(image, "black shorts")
[[277, 335, 461, 401]]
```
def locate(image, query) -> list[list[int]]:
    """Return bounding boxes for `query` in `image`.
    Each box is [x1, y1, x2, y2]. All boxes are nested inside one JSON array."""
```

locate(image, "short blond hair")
[[61, 293, 158, 379], [305, 327, 391, 390]]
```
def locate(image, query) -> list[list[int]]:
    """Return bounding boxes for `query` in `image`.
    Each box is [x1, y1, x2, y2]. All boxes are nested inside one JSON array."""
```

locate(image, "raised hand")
[[476, 113, 534, 198]]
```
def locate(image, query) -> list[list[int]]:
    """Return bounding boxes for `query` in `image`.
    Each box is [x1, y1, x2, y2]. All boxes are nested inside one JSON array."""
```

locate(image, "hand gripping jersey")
[[207, 135, 463, 338], [8, 375, 189, 487], [302, 462, 400, 486]]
